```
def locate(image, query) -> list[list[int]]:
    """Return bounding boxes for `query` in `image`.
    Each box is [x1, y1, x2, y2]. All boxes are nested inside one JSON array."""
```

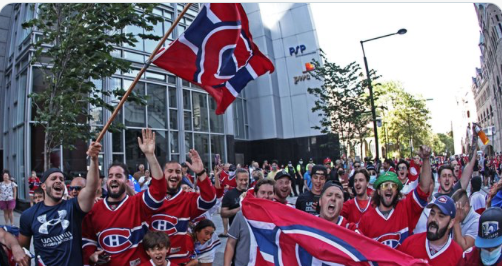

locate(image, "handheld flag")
[[242, 198, 429, 266], [152, 3, 275, 114], [408, 159, 420, 182]]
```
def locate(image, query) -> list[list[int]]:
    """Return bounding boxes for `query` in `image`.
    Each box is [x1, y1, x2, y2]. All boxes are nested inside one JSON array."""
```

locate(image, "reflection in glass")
[[112, 154, 124, 164], [211, 135, 225, 170], [169, 87, 177, 107], [145, 19, 163, 53], [17, 71, 27, 125], [170, 131, 179, 153], [124, 25, 144, 51], [183, 89, 191, 110], [112, 131, 123, 152], [125, 129, 146, 174], [110, 78, 124, 124], [184, 111, 192, 130], [124, 81, 146, 127], [169, 109, 178, 130], [155, 130, 169, 165], [192, 92, 209, 132], [209, 97, 223, 133], [90, 79, 103, 125], [185, 132, 192, 154], [147, 83, 167, 129], [233, 99, 245, 139], [194, 133, 209, 169]]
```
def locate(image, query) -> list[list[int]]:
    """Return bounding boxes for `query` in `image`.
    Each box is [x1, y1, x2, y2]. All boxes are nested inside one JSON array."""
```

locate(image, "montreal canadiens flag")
[[242, 198, 428, 266], [152, 3, 275, 114]]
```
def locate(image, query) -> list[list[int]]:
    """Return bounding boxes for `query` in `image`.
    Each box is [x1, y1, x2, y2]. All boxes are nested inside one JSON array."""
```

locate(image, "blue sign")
[[289, 45, 306, 56]]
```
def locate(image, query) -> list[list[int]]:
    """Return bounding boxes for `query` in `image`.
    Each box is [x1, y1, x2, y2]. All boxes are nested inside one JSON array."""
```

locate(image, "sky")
[[310, 3, 481, 134]]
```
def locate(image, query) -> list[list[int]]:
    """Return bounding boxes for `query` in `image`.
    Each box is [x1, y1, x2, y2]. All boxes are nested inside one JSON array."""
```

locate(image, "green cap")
[[373, 171, 403, 191]]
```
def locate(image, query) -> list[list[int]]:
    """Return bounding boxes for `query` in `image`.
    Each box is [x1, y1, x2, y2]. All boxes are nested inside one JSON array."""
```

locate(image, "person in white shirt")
[[469, 176, 486, 213]]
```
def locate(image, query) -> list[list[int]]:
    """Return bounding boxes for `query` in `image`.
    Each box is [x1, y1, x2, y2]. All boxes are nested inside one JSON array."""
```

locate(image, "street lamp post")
[[360, 28, 407, 161]]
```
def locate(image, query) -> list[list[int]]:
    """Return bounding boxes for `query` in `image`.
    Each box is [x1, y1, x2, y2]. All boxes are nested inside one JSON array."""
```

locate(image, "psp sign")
[[289, 44, 306, 56]]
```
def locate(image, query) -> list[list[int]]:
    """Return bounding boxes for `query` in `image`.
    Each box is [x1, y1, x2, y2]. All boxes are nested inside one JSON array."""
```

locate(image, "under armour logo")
[[37, 210, 70, 234]]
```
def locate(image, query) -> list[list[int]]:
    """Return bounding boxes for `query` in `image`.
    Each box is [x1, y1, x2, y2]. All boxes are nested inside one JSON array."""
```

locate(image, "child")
[[28, 170, 41, 206], [33, 188, 44, 204], [140, 231, 173, 266]]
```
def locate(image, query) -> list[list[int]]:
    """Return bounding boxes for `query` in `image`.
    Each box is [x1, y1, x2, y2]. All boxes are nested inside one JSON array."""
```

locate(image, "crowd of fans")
[[0, 125, 501, 265]]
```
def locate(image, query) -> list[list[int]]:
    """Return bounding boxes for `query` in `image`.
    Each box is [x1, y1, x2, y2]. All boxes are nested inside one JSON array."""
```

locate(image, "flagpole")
[[96, 3, 193, 142]]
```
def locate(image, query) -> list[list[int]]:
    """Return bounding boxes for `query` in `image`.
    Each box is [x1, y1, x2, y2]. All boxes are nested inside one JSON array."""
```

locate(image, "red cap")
[[323, 158, 332, 164]]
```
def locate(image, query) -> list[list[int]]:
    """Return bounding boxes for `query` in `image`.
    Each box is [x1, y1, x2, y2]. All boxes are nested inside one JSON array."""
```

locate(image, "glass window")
[[211, 135, 225, 170], [169, 109, 178, 130], [168, 75, 176, 84], [124, 80, 146, 127], [184, 132, 192, 154], [17, 70, 27, 125], [233, 98, 246, 139], [123, 51, 144, 63], [17, 126, 25, 199], [164, 21, 173, 40], [112, 131, 123, 152], [112, 154, 124, 164], [184, 111, 192, 130], [147, 83, 167, 129], [183, 89, 191, 110], [109, 78, 124, 125], [62, 138, 87, 179], [168, 86, 177, 108], [90, 79, 103, 125], [124, 25, 144, 51], [164, 11, 173, 20], [170, 131, 179, 154], [145, 19, 163, 53], [192, 92, 209, 132], [209, 97, 223, 133], [155, 130, 169, 165], [125, 129, 147, 174], [194, 133, 209, 169], [171, 154, 179, 163], [145, 71, 165, 81], [182, 79, 190, 87]]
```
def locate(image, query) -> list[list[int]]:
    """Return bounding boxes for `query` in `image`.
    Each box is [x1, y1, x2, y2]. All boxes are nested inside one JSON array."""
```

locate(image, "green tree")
[[23, 4, 163, 170], [307, 51, 373, 156], [375, 81, 431, 158]]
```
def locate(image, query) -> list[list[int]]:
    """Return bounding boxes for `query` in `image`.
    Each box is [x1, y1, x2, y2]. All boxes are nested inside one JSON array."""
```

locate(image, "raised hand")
[[86, 142, 102, 159], [185, 149, 204, 175], [417, 145, 431, 160], [138, 128, 156, 156]]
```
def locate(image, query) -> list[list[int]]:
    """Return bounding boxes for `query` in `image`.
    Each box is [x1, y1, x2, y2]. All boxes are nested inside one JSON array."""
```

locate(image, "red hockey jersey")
[[358, 187, 428, 249], [341, 197, 373, 225], [398, 232, 463, 266], [82, 177, 167, 266], [148, 177, 216, 264]]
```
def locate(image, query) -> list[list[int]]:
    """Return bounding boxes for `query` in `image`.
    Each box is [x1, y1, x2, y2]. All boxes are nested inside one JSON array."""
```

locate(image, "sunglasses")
[[380, 182, 398, 190], [69, 186, 82, 191], [354, 165, 361, 168]]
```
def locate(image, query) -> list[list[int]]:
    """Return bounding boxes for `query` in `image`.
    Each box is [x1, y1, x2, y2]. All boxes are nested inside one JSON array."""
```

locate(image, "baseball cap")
[[323, 158, 332, 164], [373, 171, 403, 191], [41, 168, 64, 183], [311, 165, 328, 177], [426, 195, 456, 218], [309, 158, 313, 162], [475, 207, 502, 248], [321, 181, 344, 196], [274, 170, 293, 182], [366, 164, 376, 171]]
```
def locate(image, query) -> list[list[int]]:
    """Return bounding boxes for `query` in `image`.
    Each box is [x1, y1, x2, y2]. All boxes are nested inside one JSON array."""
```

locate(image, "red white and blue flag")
[[152, 3, 275, 114], [242, 198, 429, 266]]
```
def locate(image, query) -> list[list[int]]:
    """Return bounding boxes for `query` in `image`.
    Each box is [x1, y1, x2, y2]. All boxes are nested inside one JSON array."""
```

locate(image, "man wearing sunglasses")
[[68, 177, 86, 199], [358, 145, 433, 249]]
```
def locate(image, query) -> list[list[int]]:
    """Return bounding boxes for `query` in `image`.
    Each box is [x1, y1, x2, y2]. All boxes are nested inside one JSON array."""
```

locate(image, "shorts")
[[0, 200, 16, 210]]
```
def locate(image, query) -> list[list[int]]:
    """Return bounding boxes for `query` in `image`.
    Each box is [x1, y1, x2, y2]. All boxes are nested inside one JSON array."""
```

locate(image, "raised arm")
[[418, 145, 432, 193], [138, 128, 163, 180], [186, 149, 207, 182], [78, 142, 102, 213], [459, 125, 479, 190]]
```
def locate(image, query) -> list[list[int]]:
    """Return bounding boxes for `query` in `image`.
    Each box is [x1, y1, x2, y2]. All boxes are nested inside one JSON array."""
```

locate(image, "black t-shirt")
[[295, 190, 320, 215], [221, 188, 245, 225]]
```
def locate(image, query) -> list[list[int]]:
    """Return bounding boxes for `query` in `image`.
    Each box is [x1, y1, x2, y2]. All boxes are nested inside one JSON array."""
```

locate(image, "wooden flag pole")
[[96, 3, 193, 142]]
